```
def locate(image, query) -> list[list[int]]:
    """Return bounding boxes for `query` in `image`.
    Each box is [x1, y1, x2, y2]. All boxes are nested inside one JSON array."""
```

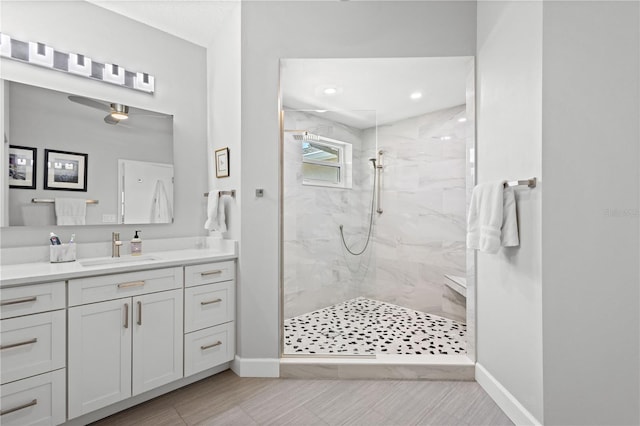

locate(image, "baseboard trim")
[[475, 363, 542, 426], [231, 355, 280, 377]]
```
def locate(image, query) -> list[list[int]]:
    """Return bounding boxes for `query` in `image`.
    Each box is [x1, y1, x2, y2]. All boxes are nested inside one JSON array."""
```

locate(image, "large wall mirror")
[[2, 80, 174, 227]]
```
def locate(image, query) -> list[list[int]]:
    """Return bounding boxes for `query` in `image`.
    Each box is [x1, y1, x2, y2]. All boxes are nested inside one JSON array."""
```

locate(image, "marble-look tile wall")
[[283, 111, 376, 318], [361, 104, 468, 315], [283, 106, 468, 320]]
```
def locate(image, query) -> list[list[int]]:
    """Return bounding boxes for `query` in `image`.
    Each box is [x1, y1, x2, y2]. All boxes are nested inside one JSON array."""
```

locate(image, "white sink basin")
[[79, 255, 161, 267]]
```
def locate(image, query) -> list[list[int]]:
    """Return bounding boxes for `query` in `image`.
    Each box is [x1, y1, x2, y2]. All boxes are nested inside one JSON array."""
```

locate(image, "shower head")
[[293, 132, 320, 142], [369, 158, 377, 168]]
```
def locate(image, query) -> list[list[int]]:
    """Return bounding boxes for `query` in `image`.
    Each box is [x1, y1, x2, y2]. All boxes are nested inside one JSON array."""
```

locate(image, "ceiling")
[[86, 0, 239, 47], [86, 2, 471, 129], [281, 57, 471, 129]]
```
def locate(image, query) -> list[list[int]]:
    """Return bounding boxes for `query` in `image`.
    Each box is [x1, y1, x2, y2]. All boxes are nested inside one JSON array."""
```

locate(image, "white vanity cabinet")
[[0, 248, 237, 425], [67, 268, 184, 419], [0, 282, 66, 426], [183, 260, 235, 376]]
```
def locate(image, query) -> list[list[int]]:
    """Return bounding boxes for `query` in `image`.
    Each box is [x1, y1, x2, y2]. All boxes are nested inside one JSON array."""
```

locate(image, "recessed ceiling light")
[[440, 135, 452, 141], [316, 110, 327, 113], [458, 117, 467, 123], [410, 92, 422, 100], [323, 87, 338, 95]]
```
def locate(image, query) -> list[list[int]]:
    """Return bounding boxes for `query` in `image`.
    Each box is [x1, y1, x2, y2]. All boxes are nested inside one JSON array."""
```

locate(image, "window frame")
[[301, 136, 352, 189]]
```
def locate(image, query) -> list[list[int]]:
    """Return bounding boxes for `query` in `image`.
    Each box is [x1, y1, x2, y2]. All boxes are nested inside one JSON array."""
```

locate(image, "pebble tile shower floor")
[[284, 297, 466, 355]]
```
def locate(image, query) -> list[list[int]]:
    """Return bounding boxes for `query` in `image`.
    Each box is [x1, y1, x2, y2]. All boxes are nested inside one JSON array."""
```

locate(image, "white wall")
[[240, 1, 476, 367], [0, 1, 208, 246], [207, 3, 241, 242], [541, 2, 639, 424], [476, 1, 543, 422]]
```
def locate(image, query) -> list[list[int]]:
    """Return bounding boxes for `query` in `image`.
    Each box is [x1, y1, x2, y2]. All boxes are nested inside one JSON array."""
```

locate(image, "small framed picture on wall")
[[44, 149, 88, 191], [8, 145, 37, 189], [215, 147, 230, 178]]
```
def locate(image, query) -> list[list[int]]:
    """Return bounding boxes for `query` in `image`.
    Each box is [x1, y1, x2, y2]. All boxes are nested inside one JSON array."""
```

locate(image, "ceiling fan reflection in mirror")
[[67, 95, 167, 125]]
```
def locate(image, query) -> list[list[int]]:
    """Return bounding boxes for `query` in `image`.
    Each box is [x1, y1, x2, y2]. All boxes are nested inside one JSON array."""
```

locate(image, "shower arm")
[[376, 150, 383, 214]]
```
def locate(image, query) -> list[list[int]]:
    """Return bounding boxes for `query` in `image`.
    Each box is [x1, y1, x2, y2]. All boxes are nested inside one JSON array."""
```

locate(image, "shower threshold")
[[279, 354, 475, 380]]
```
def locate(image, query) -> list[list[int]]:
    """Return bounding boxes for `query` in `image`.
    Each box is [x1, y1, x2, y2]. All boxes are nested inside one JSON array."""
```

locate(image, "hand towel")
[[204, 190, 228, 232], [204, 190, 220, 231], [467, 181, 519, 253], [501, 187, 520, 247], [55, 197, 87, 226], [150, 180, 173, 223]]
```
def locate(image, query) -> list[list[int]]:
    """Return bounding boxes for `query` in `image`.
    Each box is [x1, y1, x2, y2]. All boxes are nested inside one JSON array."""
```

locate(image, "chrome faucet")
[[112, 232, 122, 258]]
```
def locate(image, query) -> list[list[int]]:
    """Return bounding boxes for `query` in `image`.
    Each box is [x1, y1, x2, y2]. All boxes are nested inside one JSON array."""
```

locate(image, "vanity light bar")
[[0, 33, 155, 94]]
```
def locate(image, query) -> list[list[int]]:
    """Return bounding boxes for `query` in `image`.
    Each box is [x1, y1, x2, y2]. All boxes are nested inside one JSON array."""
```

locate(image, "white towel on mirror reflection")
[[150, 180, 172, 223], [204, 191, 227, 232], [55, 197, 86, 225], [467, 182, 519, 253]]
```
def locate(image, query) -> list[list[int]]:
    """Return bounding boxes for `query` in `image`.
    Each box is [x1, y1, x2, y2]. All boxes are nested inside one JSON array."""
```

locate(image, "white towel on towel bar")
[[204, 191, 228, 232], [55, 197, 87, 226], [467, 181, 519, 253]]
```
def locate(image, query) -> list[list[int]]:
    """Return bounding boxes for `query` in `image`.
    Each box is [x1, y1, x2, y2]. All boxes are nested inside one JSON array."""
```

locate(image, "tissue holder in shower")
[[50, 243, 76, 263]]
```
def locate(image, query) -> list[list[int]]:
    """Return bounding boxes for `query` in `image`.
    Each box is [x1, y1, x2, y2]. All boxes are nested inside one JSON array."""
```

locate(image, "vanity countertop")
[[0, 247, 237, 288]]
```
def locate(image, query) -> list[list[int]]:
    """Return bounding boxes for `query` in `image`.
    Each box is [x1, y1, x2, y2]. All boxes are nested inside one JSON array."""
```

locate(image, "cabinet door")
[[132, 289, 183, 395], [68, 299, 132, 419]]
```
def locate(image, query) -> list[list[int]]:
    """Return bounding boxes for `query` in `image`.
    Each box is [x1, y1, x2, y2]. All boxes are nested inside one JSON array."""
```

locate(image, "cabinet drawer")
[[0, 369, 65, 426], [184, 281, 234, 333], [184, 322, 234, 377], [184, 261, 235, 288], [69, 267, 182, 306], [1, 311, 65, 385], [0, 282, 65, 320]]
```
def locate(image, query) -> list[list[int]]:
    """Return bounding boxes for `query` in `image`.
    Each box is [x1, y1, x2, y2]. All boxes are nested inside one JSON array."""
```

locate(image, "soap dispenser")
[[131, 230, 142, 256]]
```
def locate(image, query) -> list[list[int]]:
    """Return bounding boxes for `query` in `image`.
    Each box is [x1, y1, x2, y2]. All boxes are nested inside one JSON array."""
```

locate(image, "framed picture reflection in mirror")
[[44, 149, 88, 191], [9, 145, 37, 189]]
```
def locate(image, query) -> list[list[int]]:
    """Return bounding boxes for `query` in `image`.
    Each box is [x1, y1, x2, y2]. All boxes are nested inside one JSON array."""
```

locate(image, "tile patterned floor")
[[284, 297, 466, 355], [93, 370, 514, 426]]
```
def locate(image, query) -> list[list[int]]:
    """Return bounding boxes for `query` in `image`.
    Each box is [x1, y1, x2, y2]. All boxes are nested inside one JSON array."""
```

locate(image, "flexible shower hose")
[[339, 166, 377, 256]]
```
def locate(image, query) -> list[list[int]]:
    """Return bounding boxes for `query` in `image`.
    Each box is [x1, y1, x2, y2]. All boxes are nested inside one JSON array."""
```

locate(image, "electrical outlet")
[[102, 214, 116, 223]]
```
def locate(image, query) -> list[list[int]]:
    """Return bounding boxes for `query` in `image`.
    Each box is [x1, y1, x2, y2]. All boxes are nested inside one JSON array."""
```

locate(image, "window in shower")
[[301, 137, 352, 189]]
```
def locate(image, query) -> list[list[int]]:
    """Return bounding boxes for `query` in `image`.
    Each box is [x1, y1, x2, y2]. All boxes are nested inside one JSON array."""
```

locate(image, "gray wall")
[[477, 1, 640, 424], [476, 1, 544, 421], [240, 0, 477, 362], [542, 2, 639, 424], [1, 1, 208, 246]]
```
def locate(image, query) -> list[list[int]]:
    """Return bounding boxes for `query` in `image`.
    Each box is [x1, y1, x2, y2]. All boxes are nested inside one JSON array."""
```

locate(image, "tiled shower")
[[283, 105, 469, 356]]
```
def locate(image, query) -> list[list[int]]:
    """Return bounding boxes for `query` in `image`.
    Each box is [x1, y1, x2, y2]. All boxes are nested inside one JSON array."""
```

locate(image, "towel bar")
[[32, 198, 99, 204], [504, 178, 536, 189], [203, 190, 236, 198]]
